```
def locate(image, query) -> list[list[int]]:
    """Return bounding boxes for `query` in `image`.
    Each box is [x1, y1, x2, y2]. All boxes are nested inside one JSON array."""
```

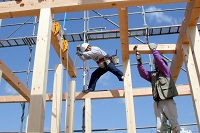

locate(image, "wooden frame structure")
[[0, 0, 200, 133]]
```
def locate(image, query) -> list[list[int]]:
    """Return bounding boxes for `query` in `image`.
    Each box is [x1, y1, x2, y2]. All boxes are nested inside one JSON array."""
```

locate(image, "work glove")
[[76, 51, 83, 56], [148, 43, 157, 51], [76, 44, 81, 51], [136, 53, 142, 65]]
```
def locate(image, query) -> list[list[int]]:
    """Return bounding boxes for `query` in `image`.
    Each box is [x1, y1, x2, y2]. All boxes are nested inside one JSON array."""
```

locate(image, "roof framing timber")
[[0, 0, 192, 19], [0, 60, 30, 101], [51, 31, 76, 78], [170, 0, 200, 82], [129, 44, 176, 54], [0, 84, 190, 103]]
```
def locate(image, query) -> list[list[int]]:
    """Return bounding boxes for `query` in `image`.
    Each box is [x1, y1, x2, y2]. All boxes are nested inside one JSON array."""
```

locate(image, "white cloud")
[[4, 83, 18, 95], [145, 6, 179, 25]]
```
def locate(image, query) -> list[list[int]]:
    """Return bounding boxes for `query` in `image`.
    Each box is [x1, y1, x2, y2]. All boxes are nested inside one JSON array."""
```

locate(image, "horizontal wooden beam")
[[0, 84, 190, 103], [0, 60, 30, 101], [0, 0, 191, 19], [129, 44, 176, 54], [51, 32, 76, 78]]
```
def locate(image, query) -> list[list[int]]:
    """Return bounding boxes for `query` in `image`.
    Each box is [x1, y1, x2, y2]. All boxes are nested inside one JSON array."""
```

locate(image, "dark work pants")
[[88, 62, 123, 91]]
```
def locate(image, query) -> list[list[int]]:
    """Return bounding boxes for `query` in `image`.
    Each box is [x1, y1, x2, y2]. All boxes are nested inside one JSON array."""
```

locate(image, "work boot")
[[82, 88, 94, 93], [119, 76, 124, 81]]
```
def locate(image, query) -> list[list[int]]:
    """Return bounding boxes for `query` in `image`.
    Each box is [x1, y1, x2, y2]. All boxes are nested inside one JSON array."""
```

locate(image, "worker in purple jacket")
[[136, 43, 180, 133]]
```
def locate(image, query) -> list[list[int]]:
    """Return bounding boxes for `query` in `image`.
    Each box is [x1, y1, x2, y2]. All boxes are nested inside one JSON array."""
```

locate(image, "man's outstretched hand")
[[148, 43, 157, 50]]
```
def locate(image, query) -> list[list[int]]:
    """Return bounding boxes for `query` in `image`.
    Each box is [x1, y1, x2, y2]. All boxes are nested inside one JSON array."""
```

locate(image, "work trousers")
[[154, 99, 181, 133], [88, 62, 123, 90]]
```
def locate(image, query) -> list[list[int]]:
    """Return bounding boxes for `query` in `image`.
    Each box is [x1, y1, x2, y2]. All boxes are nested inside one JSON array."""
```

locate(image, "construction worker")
[[135, 43, 181, 133], [76, 43, 124, 92]]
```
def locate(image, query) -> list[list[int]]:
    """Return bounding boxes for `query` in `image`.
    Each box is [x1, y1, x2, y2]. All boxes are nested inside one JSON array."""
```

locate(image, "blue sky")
[[0, 2, 199, 133]]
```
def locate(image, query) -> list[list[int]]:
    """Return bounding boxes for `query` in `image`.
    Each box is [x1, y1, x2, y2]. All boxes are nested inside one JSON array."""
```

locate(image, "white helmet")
[[81, 43, 89, 52]]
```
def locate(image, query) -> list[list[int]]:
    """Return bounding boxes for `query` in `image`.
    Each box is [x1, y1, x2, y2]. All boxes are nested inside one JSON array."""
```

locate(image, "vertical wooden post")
[[26, 8, 52, 133], [65, 80, 76, 133], [51, 64, 63, 133], [118, 7, 136, 133], [85, 98, 92, 133], [182, 44, 200, 130], [186, 26, 200, 84], [0, 69, 2, 84], [123, 59, 136, 133], [0, 19, 2, 27]]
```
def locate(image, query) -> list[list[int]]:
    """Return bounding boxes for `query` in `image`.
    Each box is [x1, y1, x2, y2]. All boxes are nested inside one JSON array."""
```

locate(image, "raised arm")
[[137, 64, 152, 82], [152, 50, 170, 77]]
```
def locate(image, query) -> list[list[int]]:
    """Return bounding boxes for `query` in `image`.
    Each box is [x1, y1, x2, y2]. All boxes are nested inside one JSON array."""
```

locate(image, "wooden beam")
[[0, 85, 191, 103], [118, 7, 129, 60], [85, 98, 92, 133], [181, 44, 200, 130], [122, 59, 137, 133], [129, 44, 176, 54], [118, 7, 136, 133], [170, 0, 200, 82], [65, 80, 76, 133], [0, 0, 192, 19], [186, 26, 200, 84], [51, 64, 63, 133], [0, 60, 30, 101], [0, 19, 2, 27], [26, 8, 52, 133], [51, 30, 76, 78]]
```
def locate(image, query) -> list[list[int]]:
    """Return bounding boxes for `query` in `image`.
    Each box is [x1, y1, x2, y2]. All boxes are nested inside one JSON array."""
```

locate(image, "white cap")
[[81, 43, 89, 52]]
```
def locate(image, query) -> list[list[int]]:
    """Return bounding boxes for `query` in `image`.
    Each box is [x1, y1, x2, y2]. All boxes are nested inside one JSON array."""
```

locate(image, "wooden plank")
[[122, 59, 136, 133], [0, 60, 30, 101], [129, 44, 176, 54], [118, 7, 136, 133], [186, 26, 200, 84], [170, 0, 200, 83], [51, 64, 63, 133], [0, 85, 191, 103], [118, 7, 129, 60], [65, 80, 76, 133], [85, 98, 92, 133], [26, 8, 52, 133], [51, 31, 76, 78], [181, 44, 200, 130], [0, 0, 191, 19]]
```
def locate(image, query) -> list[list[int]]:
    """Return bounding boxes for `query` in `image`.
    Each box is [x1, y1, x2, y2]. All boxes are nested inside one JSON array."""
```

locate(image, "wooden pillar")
[[123, 59, 136, 133], [65, 80, 76, 133], [118, 7, 136, 133], [85, 98, 92, 133], [182, 44, 200, 130], [186, 26, 200, 84], [0, 19, 2, 27], [26, 8, 52, 133], [51, 64, 63, 133], [0, 69, 2, 84]]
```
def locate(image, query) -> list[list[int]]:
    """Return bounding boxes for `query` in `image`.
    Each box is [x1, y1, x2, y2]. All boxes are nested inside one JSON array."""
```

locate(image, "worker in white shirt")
[[77, 43, 124, 92]]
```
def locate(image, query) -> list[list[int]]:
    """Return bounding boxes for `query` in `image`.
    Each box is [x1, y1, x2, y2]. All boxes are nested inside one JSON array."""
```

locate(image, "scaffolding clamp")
[[53, 21, 60, 36], [62, 39, 68, 53]]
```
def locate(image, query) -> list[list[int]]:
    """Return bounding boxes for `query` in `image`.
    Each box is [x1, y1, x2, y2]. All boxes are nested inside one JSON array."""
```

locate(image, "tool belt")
[[97, 57, 110, 68]]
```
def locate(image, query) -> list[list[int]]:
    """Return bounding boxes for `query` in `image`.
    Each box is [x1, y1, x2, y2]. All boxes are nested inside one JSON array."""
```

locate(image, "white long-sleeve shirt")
[[79, 46, 107, 62]]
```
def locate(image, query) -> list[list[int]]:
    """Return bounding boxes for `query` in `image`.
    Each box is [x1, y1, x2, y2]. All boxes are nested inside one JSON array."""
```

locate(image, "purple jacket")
[[137, 50, 170, 82]]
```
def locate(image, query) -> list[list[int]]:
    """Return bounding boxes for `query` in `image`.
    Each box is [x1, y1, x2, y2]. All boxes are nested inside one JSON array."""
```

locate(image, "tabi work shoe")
[[82, 88, 94, 93]]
